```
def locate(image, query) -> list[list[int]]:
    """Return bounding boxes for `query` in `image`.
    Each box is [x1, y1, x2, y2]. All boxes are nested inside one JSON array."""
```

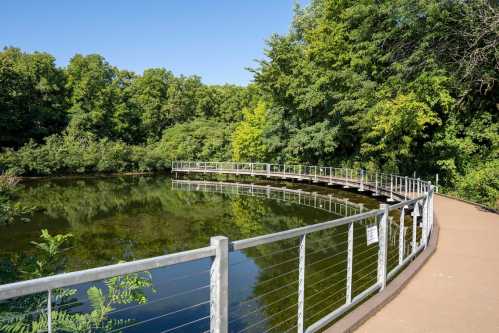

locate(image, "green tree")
[[0, 47, 68, 148], [232, 101, 269, 161]]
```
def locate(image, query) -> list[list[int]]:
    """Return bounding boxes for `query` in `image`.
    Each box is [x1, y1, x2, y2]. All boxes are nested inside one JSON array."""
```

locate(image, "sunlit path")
[[354, 195, 499, 333]]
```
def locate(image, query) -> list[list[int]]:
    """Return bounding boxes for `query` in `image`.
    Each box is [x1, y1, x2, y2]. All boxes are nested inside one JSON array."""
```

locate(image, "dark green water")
[[0, 175, 414, 332]]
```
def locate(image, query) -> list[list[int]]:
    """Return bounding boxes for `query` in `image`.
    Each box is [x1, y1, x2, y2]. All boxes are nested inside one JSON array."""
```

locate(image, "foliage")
[[451, 160, 499, 209], [0, 0, 497, 206], [0, 229, 154, 333], [0, 175, 33, 225], [151, 118, 232, 164], [232, 101, 269, 161], [0, 48, 67, 148], [253, 0, 498, 205]]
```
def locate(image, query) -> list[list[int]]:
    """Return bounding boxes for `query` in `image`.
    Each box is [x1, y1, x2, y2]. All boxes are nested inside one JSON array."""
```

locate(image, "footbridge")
[[0, 161, 439, 333], [171, 161, 430, 202]]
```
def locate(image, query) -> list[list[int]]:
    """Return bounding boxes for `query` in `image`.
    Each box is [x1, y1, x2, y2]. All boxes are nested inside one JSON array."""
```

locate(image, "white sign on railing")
[[366, 224, 379, 246]]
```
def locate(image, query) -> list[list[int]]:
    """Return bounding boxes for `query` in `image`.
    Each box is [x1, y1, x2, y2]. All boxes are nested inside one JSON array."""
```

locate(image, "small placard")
[[366, 224, 379, 246]]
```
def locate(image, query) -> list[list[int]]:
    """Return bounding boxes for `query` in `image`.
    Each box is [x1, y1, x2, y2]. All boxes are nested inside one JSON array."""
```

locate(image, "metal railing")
[[171, 161, 430, 201], [0, 161, 435, 333]]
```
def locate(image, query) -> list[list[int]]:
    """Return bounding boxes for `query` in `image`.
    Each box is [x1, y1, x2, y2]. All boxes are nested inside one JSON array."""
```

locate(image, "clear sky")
[[2, 0, 308, 86]]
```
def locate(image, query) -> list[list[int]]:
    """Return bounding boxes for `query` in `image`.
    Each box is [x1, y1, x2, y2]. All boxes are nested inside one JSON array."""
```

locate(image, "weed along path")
[[354, 195, 499, 333]]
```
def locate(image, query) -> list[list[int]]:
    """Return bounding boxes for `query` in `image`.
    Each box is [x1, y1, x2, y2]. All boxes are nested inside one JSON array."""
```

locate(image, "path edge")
[[324, 212, 440, 333]]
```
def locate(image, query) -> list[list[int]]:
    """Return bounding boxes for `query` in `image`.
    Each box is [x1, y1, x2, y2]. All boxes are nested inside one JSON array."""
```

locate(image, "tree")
[[232, 101, 268, 161], [0, 47, 68, 148], [65, 54, 119, 139]]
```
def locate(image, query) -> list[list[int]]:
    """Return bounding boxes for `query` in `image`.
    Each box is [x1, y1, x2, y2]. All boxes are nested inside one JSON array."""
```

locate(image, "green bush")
[[453, 161, 499, 209]]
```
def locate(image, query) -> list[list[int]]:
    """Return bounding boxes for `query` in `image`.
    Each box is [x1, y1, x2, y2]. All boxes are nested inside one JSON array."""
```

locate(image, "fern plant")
[[0, 230, 154, 333]]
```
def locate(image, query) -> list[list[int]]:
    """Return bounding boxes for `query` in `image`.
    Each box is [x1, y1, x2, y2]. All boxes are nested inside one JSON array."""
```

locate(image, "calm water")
[[0, 175, 412, 332]]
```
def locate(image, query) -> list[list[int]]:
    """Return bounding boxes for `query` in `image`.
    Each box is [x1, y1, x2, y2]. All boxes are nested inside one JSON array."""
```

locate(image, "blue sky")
[[2, 0, 308, 85]]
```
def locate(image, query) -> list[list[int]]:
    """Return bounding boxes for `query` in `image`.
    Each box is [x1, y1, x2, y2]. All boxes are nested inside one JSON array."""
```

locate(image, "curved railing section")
[[171, 161, 430, 202], [0, 162, 435, 333]]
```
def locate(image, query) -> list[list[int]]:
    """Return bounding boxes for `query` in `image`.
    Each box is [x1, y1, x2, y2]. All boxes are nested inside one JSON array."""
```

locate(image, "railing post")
[[359, 169, 364, 191], [389, 175, 394, 201], [314, 166, 318, 182], [210, 236, 229, 333], [404, 176, 408, 200], [266, 163, 270, 178], [378, 204, 389, 291], [412, 201, 419, 254], [422, 194, 428, 249], [297, 234, 306, 333], [250, 163, 254, 176], [346, 222, 354, 304], [399, 206, 406, 265], [374, 173, 379, 195], [47, 289, 52, 333], [329, 167, 333, 184], [417, 177, 421, 196], [429, 185, 434, 233]]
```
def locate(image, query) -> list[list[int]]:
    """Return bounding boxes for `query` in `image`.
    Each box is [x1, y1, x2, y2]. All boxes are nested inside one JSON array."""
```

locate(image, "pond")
[[0, 175, 412, 332]]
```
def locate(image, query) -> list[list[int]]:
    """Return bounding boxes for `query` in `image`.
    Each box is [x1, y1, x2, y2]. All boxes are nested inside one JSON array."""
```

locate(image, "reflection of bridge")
[[171, 179, 364, 216]]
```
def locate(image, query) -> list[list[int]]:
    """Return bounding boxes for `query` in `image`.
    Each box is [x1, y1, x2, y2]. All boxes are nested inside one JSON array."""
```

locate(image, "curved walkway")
[[356, 195, 499, 332]]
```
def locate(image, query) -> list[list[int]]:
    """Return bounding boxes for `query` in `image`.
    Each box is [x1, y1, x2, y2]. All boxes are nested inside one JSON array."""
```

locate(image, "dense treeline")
[[0, 0, 497, 207]]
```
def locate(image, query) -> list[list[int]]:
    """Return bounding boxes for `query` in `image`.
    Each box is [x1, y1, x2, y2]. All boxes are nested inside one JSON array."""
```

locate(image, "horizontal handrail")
[[0, 245, 216, 301], [232, 209, 383, 251]]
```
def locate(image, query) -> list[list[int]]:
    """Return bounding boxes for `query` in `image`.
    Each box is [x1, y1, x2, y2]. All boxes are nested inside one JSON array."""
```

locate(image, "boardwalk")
[[354, 195, 499, 332]]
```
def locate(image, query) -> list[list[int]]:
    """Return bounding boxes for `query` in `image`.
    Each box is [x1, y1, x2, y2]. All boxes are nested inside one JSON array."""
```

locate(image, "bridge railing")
[[172, 161, 429, 201], [0, 163, 434, 333]]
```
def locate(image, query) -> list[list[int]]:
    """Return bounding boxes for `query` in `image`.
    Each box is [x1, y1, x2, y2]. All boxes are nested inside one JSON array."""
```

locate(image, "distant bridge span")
[[171, 161, 430, 203]]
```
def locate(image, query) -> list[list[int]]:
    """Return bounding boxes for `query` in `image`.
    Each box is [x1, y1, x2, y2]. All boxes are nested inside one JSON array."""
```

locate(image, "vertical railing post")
[[210, 236, 229, 333], [297, 234, 306, 333], [404, 176, 408, 200], [378, 204, 389, 291], [250, 163, 254, 176], [429, 185, 434, 233], [399, 206, 406, 265], [412, 201, 419, 253], [359, 169, 364, 191], [266, 163, 270, 178], [389, 175, 394, 201], [375, 173, 379, 195], [422, 193, 429, 249], [346, 222, 354, 304], [329, 167, 333, 184], [47, 289, 52, 333], [417, 177, 421, 196], [314, 166, 318, 182]]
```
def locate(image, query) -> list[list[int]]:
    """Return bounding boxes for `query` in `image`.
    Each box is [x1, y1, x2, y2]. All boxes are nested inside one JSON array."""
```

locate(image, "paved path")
[[356, 195, 499, 332]]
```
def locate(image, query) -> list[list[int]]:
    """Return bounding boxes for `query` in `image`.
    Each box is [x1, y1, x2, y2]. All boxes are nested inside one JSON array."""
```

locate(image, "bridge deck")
[[352, 195, 499, 332]]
